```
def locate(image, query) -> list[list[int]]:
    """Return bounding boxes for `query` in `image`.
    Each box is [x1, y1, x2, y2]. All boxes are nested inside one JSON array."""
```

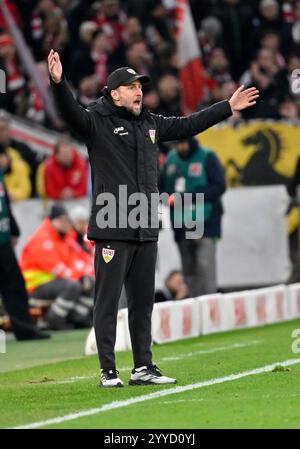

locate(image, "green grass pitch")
[[1, 319, 300, 429]]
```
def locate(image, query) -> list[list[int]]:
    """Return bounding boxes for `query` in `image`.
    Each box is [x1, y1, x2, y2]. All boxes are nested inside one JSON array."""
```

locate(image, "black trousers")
[[94, 240, 157, 370], [0, 243, 36, 339]]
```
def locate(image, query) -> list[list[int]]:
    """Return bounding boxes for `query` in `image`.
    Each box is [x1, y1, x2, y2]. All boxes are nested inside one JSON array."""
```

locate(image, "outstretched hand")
[[48, 49, 62, 84], [229, 85, 259, 112]]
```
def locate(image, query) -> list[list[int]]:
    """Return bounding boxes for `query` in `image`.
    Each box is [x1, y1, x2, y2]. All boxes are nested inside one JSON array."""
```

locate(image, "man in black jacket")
[[0, 168, 50, 341], [48, 49, 259, 387]]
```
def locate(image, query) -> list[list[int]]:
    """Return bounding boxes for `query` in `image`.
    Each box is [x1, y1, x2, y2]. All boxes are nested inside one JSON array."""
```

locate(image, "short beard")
[[126, 105, 142, 117]]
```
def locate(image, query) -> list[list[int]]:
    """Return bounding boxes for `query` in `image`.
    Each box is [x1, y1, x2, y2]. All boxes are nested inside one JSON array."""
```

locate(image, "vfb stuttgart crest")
[[149, 129, 156, 144], [102, 247, 115, 263]]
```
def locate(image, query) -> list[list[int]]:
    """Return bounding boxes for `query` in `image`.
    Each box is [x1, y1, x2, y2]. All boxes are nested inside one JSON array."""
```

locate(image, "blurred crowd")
[[0, 0, 300, 202], [0, 0, 300, 129]]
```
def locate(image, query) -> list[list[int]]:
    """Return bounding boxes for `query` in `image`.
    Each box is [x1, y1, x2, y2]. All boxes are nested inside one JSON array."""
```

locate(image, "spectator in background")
[[69, 29, 115, 89], [77, 74, 99, 108], [154, 44, 178, 78], [257, 0, 282, 33], [20, 204, 94, 330], [125, 41, 153, 78], [0, 33, 26, 115], [198, 16, 223, 67], [145, 0, 173, 45], [0, 110, 40, 199], [155, 73, 181, 117], [213, 81, 242, 121], [68, 204, 95, 311], [91, 0, 127, 52], [43, 134, 88, 200], [142, 86, 160, 112], [214, 80, 237, 103], [161, 138, 226, 296], [122, 16, 144, 46], [216, 0, 255, 80], [259, 29, 285, 68], [1, 0, 297, 136], [66, 20, 98, 81], [279, 97, 299, 120], [68, 205, 94, 257], [26, 61, 50, 125], [28, 0, 58, 61], [0, 143, 31, 201], [78, 20, 98, 48], [282, 0, 300, 54], [0, 167, 49, 340], [240, 48, 289, 119], [40, 8, 69, 60], [207, 48, 232, 85], [155, 270, 189, 303]]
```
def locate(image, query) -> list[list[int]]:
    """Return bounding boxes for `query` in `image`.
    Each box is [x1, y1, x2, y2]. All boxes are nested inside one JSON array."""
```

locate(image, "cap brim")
[[122, 74, 151, 86]]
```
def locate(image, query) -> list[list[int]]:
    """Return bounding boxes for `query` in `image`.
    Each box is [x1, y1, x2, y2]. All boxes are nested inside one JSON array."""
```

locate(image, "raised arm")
[[156, 86, 259, 142], [48, 49, 96, 142]]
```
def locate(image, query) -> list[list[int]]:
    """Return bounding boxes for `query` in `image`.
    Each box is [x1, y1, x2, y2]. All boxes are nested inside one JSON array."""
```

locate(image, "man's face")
[[261, 3, 279, 21], [102, 0, 120, 17], [0, 120, 10, 146], [51, 216, 71, 235], [167, 273, 186, 293], [257, 48, 274, 70], [112, 81, 143, 116], [174, 140, 190, 155], [56, 144, 74, 167]]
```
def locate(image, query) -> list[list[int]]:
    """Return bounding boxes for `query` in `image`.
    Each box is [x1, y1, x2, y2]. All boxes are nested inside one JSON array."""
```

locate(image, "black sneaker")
[[129, 364, 177, 385], [100, 369, 124, 388], [15, 329, 51, 341]]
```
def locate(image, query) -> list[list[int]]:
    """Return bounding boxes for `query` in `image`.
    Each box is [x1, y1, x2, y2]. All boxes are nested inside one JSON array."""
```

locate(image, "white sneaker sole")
[[100, 381, 124, 388], [128, 378, 177, 386]]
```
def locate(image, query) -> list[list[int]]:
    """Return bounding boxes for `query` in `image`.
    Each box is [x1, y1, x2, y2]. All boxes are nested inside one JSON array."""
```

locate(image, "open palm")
[[48, 49, 62, 83], [229, 85, 259, 111]]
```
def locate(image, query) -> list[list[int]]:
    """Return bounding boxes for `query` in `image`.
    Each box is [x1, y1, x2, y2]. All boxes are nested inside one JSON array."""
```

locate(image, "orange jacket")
[[66, 229, 94, 278], [20, 218, 91, 292]]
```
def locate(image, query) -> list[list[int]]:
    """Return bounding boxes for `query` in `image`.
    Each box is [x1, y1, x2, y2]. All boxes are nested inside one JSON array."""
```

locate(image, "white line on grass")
[[31, 341, 262, 386], [161, 340, 262, 361], [32, 341, 261, 386], [12, 357, 300, 429], [52, 367, 132, 385]]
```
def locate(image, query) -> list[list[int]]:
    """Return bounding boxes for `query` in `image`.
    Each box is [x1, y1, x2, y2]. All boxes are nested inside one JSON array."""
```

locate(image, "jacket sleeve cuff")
[[219, 100, 233, 119], [49, 72, 67, 88]]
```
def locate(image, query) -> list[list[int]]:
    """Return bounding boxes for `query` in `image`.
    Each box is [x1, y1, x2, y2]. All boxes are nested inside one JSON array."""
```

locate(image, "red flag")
[[176, 0, 204, 114]]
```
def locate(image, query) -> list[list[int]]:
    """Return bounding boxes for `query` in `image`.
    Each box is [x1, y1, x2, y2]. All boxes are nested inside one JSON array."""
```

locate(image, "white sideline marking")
[[161, 399, 204, 405], [12, 358, 300, 429], [161, 340, 262, 362], [53, 367, 132, 385], [32, 342, 261, 385]]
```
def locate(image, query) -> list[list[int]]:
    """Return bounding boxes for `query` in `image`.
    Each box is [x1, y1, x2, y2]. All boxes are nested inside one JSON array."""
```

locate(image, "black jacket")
[[50, 77, 232, 242]]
